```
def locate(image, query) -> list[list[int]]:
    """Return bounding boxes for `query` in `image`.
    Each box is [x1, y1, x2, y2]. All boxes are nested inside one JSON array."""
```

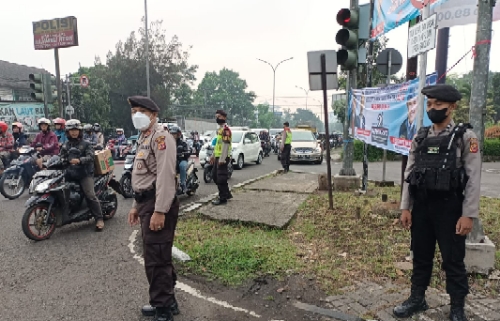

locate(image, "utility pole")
[[54, 49, 63, 117], [415, 4, 431, 129], [144, 0, 151, 98], [468, 0, 495, 243], [295, 85, 310, 110]]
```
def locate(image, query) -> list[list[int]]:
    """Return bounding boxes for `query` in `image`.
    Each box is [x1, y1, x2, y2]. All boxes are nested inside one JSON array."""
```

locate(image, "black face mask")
[[216, 118, 225, 124], [427, 108, 448, 124]]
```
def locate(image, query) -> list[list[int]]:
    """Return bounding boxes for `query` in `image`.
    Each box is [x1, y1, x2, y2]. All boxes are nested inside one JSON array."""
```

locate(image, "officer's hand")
[[400, 209, 412, 230], [209, 156, 215, 165], [70, 159, 80, 165], [128, 208, 139, 226], [456, 217, 473, 236], [149, 212, 165, 231]]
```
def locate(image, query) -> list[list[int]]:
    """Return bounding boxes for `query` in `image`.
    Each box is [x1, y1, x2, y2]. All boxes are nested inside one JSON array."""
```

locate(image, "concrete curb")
[[179, 169, 281, 215]]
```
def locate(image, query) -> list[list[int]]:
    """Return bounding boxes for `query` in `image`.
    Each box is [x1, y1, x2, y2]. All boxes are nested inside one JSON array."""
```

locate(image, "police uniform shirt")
[[131, 123, 177, 213], [401, 120, 481, 218]]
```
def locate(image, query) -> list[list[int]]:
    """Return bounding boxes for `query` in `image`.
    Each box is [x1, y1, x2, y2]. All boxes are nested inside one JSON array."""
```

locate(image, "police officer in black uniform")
[[394, 84, 481, 321]]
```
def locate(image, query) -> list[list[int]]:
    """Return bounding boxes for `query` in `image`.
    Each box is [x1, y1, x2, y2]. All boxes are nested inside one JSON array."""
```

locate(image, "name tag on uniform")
[[140, 145, 150, 150], [427, 147, 439, 154]]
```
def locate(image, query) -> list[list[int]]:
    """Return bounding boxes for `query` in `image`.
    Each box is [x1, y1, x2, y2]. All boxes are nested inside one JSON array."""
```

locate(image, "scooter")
[[203, 147, 234, 183], [177, 159, 199, 196], [21, 151, 120, 241], [119, 152, 135, 199], [0, 146, 40, 199]]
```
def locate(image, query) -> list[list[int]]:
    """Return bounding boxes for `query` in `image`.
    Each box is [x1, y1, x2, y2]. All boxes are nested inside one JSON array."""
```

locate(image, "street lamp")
[[256, 57, 294, 119], [144, 0, 150, 98], [295, 85, 310, 110]]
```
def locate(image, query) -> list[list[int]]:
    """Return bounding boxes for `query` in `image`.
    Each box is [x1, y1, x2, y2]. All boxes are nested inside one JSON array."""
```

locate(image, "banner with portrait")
[[371, 0, 449, 40], [349, 73, 437, 155]]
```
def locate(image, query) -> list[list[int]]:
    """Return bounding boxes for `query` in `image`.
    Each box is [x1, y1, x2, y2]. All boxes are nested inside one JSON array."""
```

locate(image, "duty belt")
[[134, 188, 156, 203]]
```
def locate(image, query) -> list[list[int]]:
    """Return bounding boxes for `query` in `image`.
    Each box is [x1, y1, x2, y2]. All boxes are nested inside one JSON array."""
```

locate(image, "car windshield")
[[292, 131, 315, 142], [232, 132, 244, 143]]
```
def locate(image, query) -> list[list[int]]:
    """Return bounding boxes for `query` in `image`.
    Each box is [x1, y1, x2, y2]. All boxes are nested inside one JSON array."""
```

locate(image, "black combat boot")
[[449, 296, 468, 321], [142, 298, 180, 316], [393, 286, 429, 318], [152, 307, 173, 321]]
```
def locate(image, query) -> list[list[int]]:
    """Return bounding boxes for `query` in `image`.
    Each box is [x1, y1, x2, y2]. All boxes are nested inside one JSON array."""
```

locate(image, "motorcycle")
[[107, 139, 129, 160], [261, 140, 272, 157], [177, 159, 199, 196], [0, 146, 40, 199], [21, 151, 120, 241], [119, 152, 135, 199], [203, 146, 234, 183]]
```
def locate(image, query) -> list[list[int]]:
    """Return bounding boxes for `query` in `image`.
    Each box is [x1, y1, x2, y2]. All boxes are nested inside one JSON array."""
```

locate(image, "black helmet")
[[170, 126, 181, 135]]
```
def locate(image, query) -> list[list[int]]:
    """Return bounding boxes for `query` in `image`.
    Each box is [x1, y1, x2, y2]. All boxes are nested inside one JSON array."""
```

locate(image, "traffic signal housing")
[[335, 4, 370, 70], [48, 75, 57, 103], [29, 73, 45, 102]]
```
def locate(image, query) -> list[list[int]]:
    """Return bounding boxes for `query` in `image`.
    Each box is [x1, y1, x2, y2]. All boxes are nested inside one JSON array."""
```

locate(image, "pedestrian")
[[395, 84, 481, 321], [280, 121, 292, 172], [210, 109, 232, 205], [126, 95, 180, 321]]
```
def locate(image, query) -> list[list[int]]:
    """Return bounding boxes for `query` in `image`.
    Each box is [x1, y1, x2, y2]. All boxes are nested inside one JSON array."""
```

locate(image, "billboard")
[[349, 73, 437, 155], [0, 102, 47, 132], [33, 16, 79, 50]]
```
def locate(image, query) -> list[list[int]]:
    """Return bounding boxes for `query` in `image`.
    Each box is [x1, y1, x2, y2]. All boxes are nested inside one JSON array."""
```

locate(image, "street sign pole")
[[416, 4, 431, 129], [321, 54, 333, 209], [54, 48, 63, 117], [382, 49, 392, 182]]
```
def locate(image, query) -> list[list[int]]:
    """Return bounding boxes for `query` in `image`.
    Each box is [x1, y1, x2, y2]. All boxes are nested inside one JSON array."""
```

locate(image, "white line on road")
[[128, 230, 262, 318]]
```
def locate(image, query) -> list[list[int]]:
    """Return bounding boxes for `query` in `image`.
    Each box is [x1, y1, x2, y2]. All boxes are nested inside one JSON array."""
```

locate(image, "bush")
[[484, 139, 500, 157], [352, 140, 398, 162]]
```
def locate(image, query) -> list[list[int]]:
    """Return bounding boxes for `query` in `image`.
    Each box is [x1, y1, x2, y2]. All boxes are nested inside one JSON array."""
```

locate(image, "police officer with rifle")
[[394, 84, 481, 321]]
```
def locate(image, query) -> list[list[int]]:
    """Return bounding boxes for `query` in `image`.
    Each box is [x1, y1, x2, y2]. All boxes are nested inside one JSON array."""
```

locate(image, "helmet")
[[12, 122, 23, 131], [0, 121, 7, 133], [116, 128, 124, 133], [37, 118, 51, 125], [93, 123, 101, 132], [170, 126, 181, 135], [83, 124, 93, 131], [65, 119, 83, 131], [53, 118, 66, 127]]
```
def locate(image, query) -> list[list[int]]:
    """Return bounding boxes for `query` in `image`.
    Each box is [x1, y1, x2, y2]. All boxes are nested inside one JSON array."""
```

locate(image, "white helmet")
[[65, 119, 83, 131], [37, 118, 51, 125]]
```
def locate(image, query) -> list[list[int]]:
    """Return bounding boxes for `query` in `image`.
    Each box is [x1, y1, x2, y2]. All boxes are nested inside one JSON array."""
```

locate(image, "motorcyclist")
[[115, 128, 126, 145], [59, 119, 104, 231], [0, 121, 14, 175], [259, 130, 269, 142], [53, 118, 68, 146], [83, 124, 98, 146], [93, 123, 104, 149], [31, 118, 59, 169], [12, 122, 27, 149], [170, 126, 190, 194]]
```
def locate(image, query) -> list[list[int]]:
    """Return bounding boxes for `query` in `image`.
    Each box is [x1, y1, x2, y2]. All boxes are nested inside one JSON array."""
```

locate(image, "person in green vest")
[[210, 109, 233, 205], [280, 121, 292, 172]]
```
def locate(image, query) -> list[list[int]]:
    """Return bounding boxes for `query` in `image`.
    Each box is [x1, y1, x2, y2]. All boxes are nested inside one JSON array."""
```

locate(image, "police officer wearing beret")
[[126, 96, 180, 321], [394, 84, 481, 321]]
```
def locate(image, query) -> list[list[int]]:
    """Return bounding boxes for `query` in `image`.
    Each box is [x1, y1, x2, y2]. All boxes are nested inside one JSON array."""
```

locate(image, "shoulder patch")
[[155, 136, 166, 150], [469, 137, 478, 153]]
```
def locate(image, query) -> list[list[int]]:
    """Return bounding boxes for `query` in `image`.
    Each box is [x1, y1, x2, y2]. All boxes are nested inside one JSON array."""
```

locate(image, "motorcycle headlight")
[[34, 181, 51, 193]]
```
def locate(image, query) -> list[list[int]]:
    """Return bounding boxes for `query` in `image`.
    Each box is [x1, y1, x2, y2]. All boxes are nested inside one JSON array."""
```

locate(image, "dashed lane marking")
[[128, 230, 262, 318]]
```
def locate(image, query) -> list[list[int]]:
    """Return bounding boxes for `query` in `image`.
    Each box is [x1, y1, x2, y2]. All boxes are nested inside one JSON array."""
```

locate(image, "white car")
[[231, 130, 263, 169]]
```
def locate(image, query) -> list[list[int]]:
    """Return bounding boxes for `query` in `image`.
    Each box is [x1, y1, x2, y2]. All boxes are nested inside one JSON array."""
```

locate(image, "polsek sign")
[[32, 16, 79, 50]]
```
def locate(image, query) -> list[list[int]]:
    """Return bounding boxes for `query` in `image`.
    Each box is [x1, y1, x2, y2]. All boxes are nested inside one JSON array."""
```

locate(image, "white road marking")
[[128, 230, 262, 318]]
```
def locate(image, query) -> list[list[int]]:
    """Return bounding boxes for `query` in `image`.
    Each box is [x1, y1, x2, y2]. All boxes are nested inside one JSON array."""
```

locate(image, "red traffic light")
[[337, 9, 351, 26]]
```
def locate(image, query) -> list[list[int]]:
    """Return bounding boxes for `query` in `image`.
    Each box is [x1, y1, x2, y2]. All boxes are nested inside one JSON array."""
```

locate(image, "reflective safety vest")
[[214, 126, 232, 157], [285, 130, 292, 144]]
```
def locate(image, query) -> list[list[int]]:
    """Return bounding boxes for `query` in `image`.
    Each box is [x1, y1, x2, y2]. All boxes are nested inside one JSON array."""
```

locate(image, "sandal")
[[95, 219, 104, 231]]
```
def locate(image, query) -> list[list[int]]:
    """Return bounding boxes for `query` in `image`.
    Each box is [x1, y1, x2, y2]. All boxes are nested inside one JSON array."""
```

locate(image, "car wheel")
[[256, 152, 263, 164], [236, 154, 244, 170]]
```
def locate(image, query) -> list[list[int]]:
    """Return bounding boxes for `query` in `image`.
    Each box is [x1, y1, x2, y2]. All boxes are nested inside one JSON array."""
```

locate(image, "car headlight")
[[315, 147, 322, 153]]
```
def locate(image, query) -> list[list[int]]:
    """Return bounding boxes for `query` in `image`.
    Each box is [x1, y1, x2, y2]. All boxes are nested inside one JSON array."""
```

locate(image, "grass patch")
[[291, 186, 500, 296], [175, 215, 301, 285]]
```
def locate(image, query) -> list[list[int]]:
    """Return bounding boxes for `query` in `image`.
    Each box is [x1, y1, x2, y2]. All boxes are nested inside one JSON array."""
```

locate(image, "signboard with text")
[[32, 16, 79, 50], [432, 0, 500, 29], [408, 13, 437, 58], [0, 102, 47, 132]]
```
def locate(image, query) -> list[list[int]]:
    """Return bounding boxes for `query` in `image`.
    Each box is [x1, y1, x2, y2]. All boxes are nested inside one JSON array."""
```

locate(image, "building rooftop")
[[0, 60, 50, 90]]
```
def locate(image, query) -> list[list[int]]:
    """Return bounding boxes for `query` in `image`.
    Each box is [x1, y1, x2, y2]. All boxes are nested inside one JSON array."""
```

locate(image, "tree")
[[291, 108, 322, 126], [252, 103, 274, 128], [104, 19, 197, 133], [333, 99, 347, 124], [194, 68, 256, 125]]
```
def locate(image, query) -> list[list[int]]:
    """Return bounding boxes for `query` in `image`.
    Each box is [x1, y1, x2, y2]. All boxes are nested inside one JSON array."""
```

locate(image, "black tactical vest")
[[407, 123, 471, 196]]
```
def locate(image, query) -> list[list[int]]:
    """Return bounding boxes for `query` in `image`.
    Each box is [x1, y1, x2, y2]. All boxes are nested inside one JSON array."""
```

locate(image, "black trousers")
[[138, 197, 180, 307], [281, 144, 291, 167], [411, 194, 468, 297], [213, 157, 230, 200]]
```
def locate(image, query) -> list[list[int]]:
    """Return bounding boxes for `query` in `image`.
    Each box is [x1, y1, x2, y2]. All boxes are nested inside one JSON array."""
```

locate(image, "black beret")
[[421, 84, 462, 103], [283, 122, 290, 126], [216, 109, 227, 117], [127, 95, 160, 112]]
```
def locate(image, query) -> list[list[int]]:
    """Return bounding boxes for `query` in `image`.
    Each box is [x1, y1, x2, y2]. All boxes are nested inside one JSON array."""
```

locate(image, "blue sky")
[[3, 0, 499, 118]]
